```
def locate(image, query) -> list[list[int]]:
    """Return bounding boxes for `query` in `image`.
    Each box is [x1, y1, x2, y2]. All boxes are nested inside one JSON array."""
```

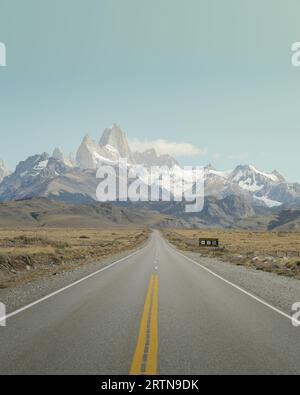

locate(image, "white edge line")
[[0, 247, 144, 324], [165, 240, 293, 323]]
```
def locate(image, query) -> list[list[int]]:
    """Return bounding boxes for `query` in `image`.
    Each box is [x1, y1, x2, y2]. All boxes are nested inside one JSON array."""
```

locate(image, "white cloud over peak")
[[130, 138, 207, 157]]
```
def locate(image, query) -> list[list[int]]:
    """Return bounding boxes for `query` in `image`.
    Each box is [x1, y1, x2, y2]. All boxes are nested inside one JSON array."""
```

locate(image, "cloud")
[[130, 138, 207, 157]]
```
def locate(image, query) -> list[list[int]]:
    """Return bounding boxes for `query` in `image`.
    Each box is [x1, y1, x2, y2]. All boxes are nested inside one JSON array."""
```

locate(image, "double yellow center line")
[[130, 274, 159, 375]]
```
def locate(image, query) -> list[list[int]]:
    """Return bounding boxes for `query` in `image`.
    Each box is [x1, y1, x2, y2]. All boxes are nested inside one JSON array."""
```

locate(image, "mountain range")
[[0, 124, 299, 228]]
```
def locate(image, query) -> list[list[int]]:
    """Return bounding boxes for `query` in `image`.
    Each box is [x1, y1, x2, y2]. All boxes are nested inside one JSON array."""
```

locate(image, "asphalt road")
[[1, 231, 300, 375]]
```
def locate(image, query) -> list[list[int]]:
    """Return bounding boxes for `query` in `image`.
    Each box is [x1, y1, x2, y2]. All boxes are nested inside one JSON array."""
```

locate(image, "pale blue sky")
[[0, 0, 300, 181]]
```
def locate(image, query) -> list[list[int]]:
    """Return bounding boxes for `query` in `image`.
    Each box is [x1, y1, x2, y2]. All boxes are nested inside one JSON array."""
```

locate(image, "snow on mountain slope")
[[0, 153, 71, 200], [1, 124, 299, 210], [249, 165, 281, 183], [195, 164, 299, 208], [253, 196, 282, 208], [76, 124, 181, 169], [229, 165, 285, 186], [230, 165, 275, 187], [0, 152, 100, 202], [100, 124, 134, 162], [76, 134, 103, 169]]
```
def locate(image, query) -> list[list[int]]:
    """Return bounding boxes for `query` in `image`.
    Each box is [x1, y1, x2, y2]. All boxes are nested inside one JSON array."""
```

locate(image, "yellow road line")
[[146, 274, 159, 375], [130, 274, 154, 375]]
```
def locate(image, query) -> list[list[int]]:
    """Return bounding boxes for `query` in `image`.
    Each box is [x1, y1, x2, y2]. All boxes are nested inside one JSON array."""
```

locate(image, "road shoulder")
[[0, 241, 149, 314], [169, 245, 300, 316]]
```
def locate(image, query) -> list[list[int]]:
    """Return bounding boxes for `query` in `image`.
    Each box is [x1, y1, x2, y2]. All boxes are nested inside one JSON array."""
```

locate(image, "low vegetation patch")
[[163, 229, 300, 279], [0, 228, 150, 288]]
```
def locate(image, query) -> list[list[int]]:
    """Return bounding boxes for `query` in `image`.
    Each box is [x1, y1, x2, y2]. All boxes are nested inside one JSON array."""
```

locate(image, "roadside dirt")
[[0, 228, 150, 289], [163, 229, 300, 280]]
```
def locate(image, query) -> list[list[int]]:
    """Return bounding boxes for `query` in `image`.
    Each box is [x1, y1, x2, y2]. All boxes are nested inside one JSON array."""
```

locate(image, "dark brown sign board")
[[199, 238, 219, 247]]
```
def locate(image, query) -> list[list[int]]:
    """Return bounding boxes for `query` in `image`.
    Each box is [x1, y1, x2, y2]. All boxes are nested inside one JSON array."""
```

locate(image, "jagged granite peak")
[[0, 159, 9, 183], [1, 121, 299, 214], [76, 128, 133, 169], [99, 124, 133, 161], [66, 152, 77, 167], [0, 147, 300, 219], [83, 133, 96, 144], [52, 147, 77, 168], [76, 125, 181, 169], [52, 147, 64, 161], [0, 159, 7, 170], [76, 134, 102, 169], [133, 148, 179, 168]]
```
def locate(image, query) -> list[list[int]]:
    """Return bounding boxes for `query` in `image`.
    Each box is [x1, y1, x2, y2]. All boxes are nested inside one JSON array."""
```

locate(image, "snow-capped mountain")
[[0, 153, 68, 201], [0, 159, 9, 183], [229, 165, 285, 188], [76, 124, 133, 169], [201, 164, 232, 197], [203, 164, 297, 208], [100, 124, 134, 162], [0, 153, 98, 202], [76, 124, 180, 169], [227, 165, 286, 207], [76, 133, 126, 169], [0, 124, 299, 213]]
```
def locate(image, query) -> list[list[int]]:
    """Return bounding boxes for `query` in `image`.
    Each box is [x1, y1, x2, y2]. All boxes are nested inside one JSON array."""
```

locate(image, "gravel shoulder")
[[178, 248, 300, 316], [0, 241, 148, 314]]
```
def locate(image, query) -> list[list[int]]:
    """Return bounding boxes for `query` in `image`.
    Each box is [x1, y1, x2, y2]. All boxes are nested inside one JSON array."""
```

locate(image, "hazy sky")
[[0, 0, 300, 181]]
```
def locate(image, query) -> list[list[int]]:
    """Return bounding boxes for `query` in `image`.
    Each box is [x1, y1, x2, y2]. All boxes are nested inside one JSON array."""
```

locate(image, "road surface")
[[1, 231, 300, 375]]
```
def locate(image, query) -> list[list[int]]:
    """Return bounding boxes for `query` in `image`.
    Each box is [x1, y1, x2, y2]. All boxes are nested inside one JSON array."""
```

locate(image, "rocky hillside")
[[0, 197, 164, 228], [268, 208, 300, 231]]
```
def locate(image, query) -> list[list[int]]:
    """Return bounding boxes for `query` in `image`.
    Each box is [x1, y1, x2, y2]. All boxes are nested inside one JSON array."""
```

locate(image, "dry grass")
[[0, 228, 150, 288], [162, 229, 300, 279]]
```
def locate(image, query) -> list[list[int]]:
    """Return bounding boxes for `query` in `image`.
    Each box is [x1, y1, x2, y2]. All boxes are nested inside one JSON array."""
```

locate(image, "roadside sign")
[[199, 238, 219, 247]]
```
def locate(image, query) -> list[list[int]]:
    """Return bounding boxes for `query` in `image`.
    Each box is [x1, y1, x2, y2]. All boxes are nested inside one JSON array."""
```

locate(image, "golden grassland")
[[0, 228, 149, 288], [162, 228, 300, 279]]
